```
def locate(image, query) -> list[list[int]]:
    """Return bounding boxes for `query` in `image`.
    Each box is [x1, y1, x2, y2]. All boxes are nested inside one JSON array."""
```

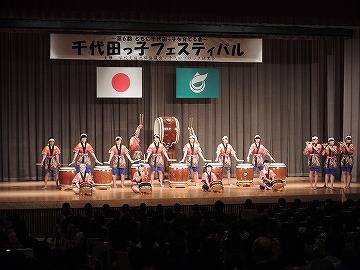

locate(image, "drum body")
[[59, 167, 76, 189], [210, 180, 223, 192], [139, 182, 152, 194], [269, 163, 287, 181], [203, 163, 223, 180], [236, 164, 254, 181], [271, 179, 285, 191], [169, 163, 188, 187], [79, 182, 93, 196], [93, 166, 112, 186], [131, 164, 150, 182], [153, 116, 180, 149]]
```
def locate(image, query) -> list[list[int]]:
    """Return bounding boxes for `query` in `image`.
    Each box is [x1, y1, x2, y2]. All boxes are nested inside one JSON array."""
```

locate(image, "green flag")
[[176, 68, 220, 98]]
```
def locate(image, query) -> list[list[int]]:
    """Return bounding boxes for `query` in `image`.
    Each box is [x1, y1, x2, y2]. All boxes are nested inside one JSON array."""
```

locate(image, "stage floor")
[[0, 177, 359, 210]]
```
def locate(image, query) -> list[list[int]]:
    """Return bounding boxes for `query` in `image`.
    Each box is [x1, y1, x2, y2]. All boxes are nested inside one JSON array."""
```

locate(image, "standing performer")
[[69, 133, 102, 173], [131, 163, 150, 193], [180, 135, 208, 185], [259, 160, 277, 190], [201, 163, 219, 191], [340, 135, 355, 189], [145, 134, 171, 187], [129, 124, 143, 162], [303, 135, 323, 190], [106, 136, 134, 188], [39, 137, 61, 189], [72, 163, 95, 194], [215, 136, 242, 185], [322, 137, 340, 189], [247, 135, 275, 173]]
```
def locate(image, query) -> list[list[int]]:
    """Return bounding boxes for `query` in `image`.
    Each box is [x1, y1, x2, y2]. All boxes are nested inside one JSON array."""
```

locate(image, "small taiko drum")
[[139, 182, 152, 194], [203, 163, 223, 180], [59, 167, 76, 190], [93, 166, 112, 187], [131, 164, 150, 182], [79, 182, 93, 196], [153, 116, 180, 149], [169, 163, 188, 188], [210, 180, 224, 192], [271, 179, 285, 191], [269, 163, 287, 181]]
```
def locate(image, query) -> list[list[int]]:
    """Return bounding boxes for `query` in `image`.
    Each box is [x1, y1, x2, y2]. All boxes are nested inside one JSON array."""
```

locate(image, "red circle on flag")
[[112, 73, 130, 92]]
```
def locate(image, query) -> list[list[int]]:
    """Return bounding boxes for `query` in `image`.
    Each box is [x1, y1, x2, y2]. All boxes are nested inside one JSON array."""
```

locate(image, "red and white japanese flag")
[[97, 67, 142, 98]]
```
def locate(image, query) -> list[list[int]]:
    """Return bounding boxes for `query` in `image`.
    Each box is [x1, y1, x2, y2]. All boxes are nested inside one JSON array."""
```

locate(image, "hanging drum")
[[153, 116, 180, 150]]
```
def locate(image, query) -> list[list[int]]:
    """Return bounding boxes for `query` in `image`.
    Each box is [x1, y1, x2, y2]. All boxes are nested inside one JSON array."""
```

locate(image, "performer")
[[39, 137, 61, 189], [131, 163, 151, 193], [72, 163, 95, 194], [106, 136, 134, 188], [180, 135, 208, 185], [303, 135, 323, 190], [258, 160, 277, 190], [340, 135, 355, 189], [69, 133, 102, 173], [145, 134, 171, 187], [322, 137, 340, 189], [201, 163, 219, 192], [247, 135, 275, 173], [215, 136, 242, 185], [129, 124, 143, 162]]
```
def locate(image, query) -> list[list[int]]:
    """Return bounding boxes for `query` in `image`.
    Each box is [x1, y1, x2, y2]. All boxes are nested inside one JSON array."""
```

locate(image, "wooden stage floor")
[[1, 177, 359, 210]]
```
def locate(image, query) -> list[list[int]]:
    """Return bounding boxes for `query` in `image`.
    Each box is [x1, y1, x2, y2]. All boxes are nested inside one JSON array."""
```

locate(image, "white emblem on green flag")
[[176, 68, 220, 98]]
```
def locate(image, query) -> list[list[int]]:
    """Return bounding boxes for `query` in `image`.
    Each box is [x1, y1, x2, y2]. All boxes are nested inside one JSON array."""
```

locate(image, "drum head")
[[94, 166, 111, 171], [59, 167, 76, 171]]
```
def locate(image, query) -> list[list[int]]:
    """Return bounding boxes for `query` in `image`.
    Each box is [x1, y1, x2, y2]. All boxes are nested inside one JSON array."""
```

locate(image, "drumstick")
[[36, 163, 42, 166]]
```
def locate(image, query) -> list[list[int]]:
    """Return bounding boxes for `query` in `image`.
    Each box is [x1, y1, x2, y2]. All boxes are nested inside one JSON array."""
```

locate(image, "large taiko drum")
[[236, 164, 254, 181], [210, 180, 224, 192], [153, 116, 180, 149], [269, 163, 287, 181], [93, 166, 112, 186], [59, 167, 76, 189], [131, 164, 150, 182], [203, 163, 223, 180], [169, 163, 188, 187]]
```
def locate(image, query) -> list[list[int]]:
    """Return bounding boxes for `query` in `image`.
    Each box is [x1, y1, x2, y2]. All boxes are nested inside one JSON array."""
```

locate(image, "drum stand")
[[60, 184, 74, 191], [236, 180, 254, 187], [94, 184, 111, 190]]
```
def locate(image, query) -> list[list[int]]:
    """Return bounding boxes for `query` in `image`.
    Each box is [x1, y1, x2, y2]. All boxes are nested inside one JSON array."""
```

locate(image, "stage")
[[0, 177, 359, 210]]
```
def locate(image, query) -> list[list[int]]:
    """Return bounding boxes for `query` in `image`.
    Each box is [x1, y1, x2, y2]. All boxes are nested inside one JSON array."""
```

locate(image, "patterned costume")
[[183, 142, 203, 168], [323, 145, 340, 170], [108, 144, 130, 169], [72, 171, 95, 193], [303, 143, 323, 168], [248, 143, 271, 168], [129, 135, 143, 161], [259, 167, 277, 190], [216, 143, 236, 168], [146, 142, 167, 167], [42, 145, 61, 171], [341, 143, 355, 169], [73, 143, 94, 167]]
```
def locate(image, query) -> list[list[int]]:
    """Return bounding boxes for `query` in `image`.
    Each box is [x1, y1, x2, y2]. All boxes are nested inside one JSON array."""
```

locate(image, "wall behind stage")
[[0, 30, 358, 181]]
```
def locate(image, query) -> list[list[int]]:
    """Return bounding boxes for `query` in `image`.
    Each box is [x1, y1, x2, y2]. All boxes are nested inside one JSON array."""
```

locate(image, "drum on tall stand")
[[202, 163, 223, 180], [93, 166, 112, 190], [236, 163, 254, 187], [154, 116, 180, 180], [269, 163, 287, 185], [59, 167, 76, 190], [169, 163, 188, 188]]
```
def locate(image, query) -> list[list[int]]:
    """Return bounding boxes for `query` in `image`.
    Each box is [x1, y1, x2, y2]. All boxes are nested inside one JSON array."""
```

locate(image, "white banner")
[[51, 34, 262, 62], [97, 67, 142, 98]]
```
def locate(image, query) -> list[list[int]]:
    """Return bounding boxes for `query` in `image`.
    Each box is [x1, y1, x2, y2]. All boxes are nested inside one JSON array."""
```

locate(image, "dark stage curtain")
[[0, 30, 358, 181]]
